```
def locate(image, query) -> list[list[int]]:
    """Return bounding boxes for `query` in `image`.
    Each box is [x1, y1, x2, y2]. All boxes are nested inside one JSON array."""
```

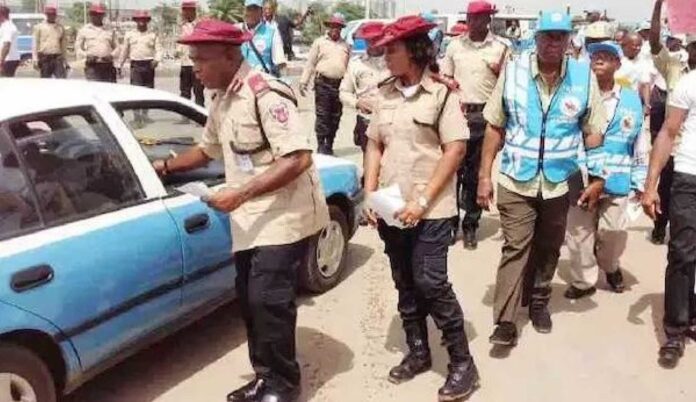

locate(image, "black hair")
[[0, 6, 9, 18], [403, 33, 439, 73]]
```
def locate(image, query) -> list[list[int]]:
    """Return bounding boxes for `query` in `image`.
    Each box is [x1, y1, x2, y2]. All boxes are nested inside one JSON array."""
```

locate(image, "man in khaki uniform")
[[178, 0, 204, 106], [442, 0, 507, 250], [153, 20, 328, 402], [339, 21, 387, 153], [32, 5, 67, 78], [478, 11, 607, 346], [299, 13, 350, 155], [75, 3, 117, 82]]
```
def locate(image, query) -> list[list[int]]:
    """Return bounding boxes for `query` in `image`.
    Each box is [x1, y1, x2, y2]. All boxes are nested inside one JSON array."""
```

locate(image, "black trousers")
[[314, 75, 343, 155], [456, 108, 485, 232], [664, 172, 696, 336], [85, 61, 116, 82], [130, 60, 155, 88], [1, 60, 19, 77], [180, 65, 205, 107], [38, 54, 66, 78], [353, 115, 369, 152], [377, 219, 470, 358], [651, 86, 673, 236], [234, 237, 310, 390]]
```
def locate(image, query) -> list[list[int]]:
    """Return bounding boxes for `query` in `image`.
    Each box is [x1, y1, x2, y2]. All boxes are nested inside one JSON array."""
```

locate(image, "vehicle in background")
[[10, 13, 45, 61]]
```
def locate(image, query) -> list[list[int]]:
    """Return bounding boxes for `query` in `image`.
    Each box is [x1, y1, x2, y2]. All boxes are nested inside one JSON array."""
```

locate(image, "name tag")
[[235, 153, 254, 173]]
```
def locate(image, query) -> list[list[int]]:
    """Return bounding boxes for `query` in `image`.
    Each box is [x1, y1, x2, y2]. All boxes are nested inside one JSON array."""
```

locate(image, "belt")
[[316, 74, 342, 84], [132, 59, 154, 64], [38, 53, 62, 58], [86, 56, 113, 64], [461, 103, 486, 113]]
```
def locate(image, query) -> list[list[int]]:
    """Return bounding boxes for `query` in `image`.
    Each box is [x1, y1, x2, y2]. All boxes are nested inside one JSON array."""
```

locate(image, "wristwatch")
[[417, 195, 430, 210]]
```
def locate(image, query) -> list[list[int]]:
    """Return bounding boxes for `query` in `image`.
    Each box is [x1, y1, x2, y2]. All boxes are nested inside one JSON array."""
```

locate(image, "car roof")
[[0, 79, 196, 121]]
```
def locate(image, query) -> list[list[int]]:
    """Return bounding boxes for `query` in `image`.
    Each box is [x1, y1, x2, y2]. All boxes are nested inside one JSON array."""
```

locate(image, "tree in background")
[[333, 1, 364, 22], [298, 1, 366, 44], [208, 0, 244, 23]]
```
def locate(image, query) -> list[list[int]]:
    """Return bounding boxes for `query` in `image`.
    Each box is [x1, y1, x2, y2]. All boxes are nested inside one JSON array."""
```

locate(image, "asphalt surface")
[[15, 68, 693, 402]]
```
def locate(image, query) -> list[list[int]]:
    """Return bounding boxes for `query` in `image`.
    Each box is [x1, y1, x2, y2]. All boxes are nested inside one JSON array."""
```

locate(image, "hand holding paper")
[[366, 185, 407, 229]]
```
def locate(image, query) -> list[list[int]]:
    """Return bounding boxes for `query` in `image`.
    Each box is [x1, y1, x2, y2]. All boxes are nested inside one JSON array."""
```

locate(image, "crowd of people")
[[1, 0, 696, 401]]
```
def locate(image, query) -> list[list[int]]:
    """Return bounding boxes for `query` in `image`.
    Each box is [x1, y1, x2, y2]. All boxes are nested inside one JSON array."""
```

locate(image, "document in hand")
[[667, 0, 696, 34], [367, 184, 407, 229], [176, 182, 214, 201]]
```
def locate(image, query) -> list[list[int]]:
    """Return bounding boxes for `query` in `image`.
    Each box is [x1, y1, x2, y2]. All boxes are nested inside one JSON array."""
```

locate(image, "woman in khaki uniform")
[[363, 15, 479, 402]]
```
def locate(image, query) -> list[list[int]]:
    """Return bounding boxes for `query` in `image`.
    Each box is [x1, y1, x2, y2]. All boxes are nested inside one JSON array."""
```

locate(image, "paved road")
[[22, 71, 693, 402]]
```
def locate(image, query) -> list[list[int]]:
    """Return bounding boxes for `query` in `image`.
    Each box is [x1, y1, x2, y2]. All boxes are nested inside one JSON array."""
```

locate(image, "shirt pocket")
[[376, 106, 396, 145], [412, 107, 440, 144], [230, 123, 268, 155]]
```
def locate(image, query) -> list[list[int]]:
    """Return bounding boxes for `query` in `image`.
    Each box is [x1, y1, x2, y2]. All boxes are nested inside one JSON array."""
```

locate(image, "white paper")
[[367, 184, 407, 228], [625, 197, 643, 222], [176, 182, 213, 200]]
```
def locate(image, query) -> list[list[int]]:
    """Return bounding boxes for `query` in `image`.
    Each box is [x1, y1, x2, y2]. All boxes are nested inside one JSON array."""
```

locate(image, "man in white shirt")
[[0, 6, 20, 77], [643, 68, 696, 368], [615, 33, 651, 105]]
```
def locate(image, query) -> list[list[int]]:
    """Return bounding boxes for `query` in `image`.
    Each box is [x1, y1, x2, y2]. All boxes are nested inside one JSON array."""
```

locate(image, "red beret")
[[466, 1, 497, 15], [89, 3, 107, 14], [181, 0, 197, 9], [132, 10, 151, 20], [355, 21, 385, 40], [447, 22, 469, 36], [44, 5, 58, 13], [324, 13, 346, 27], [374, 15, 437, 47], [178, 19, 252, 46]]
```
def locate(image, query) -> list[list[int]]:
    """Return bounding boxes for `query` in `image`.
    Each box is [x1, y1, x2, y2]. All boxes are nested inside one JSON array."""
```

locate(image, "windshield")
[[12, 18, 43, 36]]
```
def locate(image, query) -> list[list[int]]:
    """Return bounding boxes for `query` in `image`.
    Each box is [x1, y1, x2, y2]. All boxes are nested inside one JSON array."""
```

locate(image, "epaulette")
[[248, 73, 271, 96], [377, 76, 397, 88]]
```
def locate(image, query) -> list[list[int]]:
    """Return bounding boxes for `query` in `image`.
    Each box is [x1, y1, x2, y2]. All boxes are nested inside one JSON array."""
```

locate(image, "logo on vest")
[[560, 96, 582, 119], [254, 38, 267, 52], [620, 113, 636, 134]]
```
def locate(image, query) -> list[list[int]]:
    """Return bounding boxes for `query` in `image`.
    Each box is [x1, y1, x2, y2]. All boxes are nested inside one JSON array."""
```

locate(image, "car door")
[[112, 101, 236, 311], [0, 107, 184, 372]]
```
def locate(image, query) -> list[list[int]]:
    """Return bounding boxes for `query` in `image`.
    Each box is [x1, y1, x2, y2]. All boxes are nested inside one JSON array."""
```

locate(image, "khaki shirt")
[[653, 47, 689, 94], [367, 74, 469, 219], [339, 55, 388, 118], [32, 21, 66, 58], [483, 54, 607, 199], [300, 36, 350, 85], [199, 62, 329, 252], [75, 23, 116, 59], [441, 33, 508, 104], [178, 21, 195, 67], [120, 30, 161, 64]]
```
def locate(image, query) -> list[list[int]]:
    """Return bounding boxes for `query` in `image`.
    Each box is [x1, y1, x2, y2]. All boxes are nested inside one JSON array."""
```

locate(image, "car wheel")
[[0, 343, 56, 402], [300, 205, 349, 293]]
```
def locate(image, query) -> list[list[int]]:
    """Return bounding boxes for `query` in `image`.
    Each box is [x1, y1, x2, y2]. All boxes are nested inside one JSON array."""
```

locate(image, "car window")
[[0, 131, 41, 240], [115, 103, 224, 189], [7, 109, 145, 226]]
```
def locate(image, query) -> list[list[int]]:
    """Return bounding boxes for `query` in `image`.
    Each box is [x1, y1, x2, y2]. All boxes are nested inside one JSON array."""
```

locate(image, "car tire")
[[0, 343, 56, 402], [300, 204, 349, 293]]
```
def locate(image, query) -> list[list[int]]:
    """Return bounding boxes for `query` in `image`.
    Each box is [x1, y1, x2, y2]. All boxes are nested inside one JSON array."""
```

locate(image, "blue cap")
[[244, 0, 263, 8], [421, 12, 436, 23], [587, 41, 623, 58], [537, 11, 572, 33]]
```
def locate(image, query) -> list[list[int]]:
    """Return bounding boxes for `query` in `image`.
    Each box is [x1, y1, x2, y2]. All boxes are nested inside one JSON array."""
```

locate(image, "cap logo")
[[551, 13, 563, 22]]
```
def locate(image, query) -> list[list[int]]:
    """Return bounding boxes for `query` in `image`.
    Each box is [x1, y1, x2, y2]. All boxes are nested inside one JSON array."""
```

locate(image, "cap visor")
[[178, 32, 252, 45], [587, 43, 620, 57]]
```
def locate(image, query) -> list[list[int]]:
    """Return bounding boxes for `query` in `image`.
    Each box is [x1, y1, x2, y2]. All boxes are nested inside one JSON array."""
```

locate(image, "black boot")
[[438, 357, 480, 401], [227, 377, 265, 402], [606, 269, 625, 293], [659, 335, 685, 368], [463, 227, 478, 250], [529, 302, 552, 334], [388, 325, 432, 384]]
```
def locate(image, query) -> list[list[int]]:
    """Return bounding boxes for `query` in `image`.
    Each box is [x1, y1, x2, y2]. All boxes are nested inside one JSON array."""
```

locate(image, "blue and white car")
[[0, 79, 363, 402]]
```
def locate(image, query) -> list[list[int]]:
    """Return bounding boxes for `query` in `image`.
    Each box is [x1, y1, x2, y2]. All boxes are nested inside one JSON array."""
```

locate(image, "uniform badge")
[[270, 102, 289, 124], [254, 38, 267, 52], [560, 96, 581, 118], [621, 114, 636, 134]]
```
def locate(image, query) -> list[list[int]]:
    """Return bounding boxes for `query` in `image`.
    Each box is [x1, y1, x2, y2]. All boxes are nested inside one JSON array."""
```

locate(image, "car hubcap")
[[316, 220, 345, 278], [0, 373, 37, 402]]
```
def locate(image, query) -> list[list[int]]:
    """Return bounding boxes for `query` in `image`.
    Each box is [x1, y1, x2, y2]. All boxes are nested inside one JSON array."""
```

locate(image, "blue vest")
[[242, 23, 276, 73], [602, 88, 645, 196], [501, 54, 594, 184]]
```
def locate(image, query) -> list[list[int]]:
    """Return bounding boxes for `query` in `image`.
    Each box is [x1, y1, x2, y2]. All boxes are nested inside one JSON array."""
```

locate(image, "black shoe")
[[438, 358, 480, 401], [227, 378, 265, 402], [659, 337, 685, 368], [529, 303, 552, 334], [651, 228, 666, 245], [489, 322, 517, 346], [463, 228, 478, 250], [388, 350, 432, 384], [564, 285, 597, 300], [606, 269, 626, 293], [258, 387, 301, 402]]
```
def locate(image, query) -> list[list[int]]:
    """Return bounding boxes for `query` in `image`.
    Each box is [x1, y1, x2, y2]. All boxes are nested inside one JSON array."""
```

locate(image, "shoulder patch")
[[248, 74, 270, 95]]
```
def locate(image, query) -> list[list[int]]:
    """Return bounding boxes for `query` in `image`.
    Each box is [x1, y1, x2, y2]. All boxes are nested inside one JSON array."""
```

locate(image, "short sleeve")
[[441, 43, 455, 77], [438, 91, 468, 143], [271, 28, 287, 66], [0, 24, 10, 43], [581, 75, 608, 136], [669, 75, 693, 110], [257, 90, 312, 157], [199, 114, 223, 160], [366, 99, 381, 142], [482, 71, 507, 128]]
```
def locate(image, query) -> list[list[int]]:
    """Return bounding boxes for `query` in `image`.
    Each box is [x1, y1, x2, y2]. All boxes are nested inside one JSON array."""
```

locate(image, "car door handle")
[[11, 265, 54, 293], [185, 213, 210, 234]]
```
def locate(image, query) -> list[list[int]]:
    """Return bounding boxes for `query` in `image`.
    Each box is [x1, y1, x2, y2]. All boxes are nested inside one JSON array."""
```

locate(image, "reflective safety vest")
[[242, 22, 276, 73], [501, 54, 602, 183], [601, 88, 646, 195]]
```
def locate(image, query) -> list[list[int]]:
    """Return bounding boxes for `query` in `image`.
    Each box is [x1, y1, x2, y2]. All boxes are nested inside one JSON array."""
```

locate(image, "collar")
[[325, 34, 343, 43], [393, 72, 437, 94], [461, 32, 496, 46], [600, 83, 621, 100], [220, 62, 252, 99], [530, 53, 568, 81]]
